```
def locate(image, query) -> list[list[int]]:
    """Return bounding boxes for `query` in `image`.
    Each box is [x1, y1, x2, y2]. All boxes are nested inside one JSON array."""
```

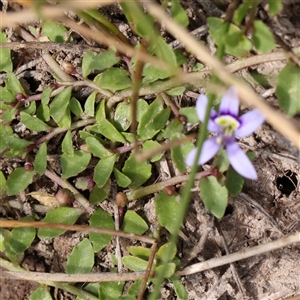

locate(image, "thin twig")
[[177, 231, 300, 276], [126, 170, 214, 201], [0, 41, 102, 53], [137, 241, 158, 300], [135, 134, 196, 162], [0, 219, 156, 244]]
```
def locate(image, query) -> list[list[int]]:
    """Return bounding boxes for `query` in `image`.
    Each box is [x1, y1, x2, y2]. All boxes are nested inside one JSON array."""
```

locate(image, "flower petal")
[[199, 137, 221, 164], [186, 138, 221, 166], [235, 109, 265, 138], [219, 86, 239, 117], [186, 147, 198, 166], [226, 141, 257, 179], [196, 95, 220, 132], [196, 94, 209, 122]]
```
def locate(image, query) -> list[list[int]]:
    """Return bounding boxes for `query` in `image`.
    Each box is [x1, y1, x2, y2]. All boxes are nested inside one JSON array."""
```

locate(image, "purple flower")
[[186, 87, 264, 179]]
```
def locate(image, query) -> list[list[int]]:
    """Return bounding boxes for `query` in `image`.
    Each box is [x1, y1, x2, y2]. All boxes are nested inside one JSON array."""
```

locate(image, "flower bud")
[[24, 162, 33, 171], [80, 144, 90, 153], [116, 192, 128, 207], [62, 62, 77, 75], [164, 185, 175, 196], [15, 93, 26, 102], [55, 188, 74, 206]]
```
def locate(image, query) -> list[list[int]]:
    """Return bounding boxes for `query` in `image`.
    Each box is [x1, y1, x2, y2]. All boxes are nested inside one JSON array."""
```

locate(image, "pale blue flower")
[[186, 87, 264, 179]]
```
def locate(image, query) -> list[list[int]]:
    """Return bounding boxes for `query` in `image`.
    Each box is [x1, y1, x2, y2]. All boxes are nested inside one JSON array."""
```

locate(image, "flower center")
[[215, 115, 240, 137]]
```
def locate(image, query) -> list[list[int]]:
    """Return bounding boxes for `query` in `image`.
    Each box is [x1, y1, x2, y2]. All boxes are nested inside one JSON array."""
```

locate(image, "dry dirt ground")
[[1, 1, 300, 300]]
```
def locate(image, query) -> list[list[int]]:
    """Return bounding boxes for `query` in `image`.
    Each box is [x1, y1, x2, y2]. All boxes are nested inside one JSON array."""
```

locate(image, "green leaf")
[[82, 51, 95, 78], [233, 0, 252, 25], [155, 262, 176, 279], [143, 140, 164, 162], [89, 50, 120, 76], [173, 280, 188, 300], [213, 149, 230, 173], [94, 154, 117, 188], [84, 90, 96, 116], [122, 153, 152, 188], [253, 20, 275, 53], [122, 256, 148, 271], [171, 0, 189, 27], [96, 100, 127, 143], [41, 87, 52, 105], [275, 62, 300, 116], [66, 238, 94, 274], [208, 17, 252, 57], [179, 107, 198, 124], [122, 210, 148, 235], [200, 176, 228, 218], [70, 97, 83, 118], [36, 102, 50, 122], [5, 135, 33, 150], [38, 207, 83, 238], [30, 286, 53, 300], [99, 281, 125, 300], [171, 135, 194, 173], [126, 246, 151, 260], [62, 130, 74, 156], [5, 72, 27, 96], [113, 168, 131, 188], [150, 36, 177, 66], [155, 192, 182, 234], [127, 280, 143, 296], [89, 207, 114, 252], [152, 107, 171, 131], [7, 168, 35, 196], [49, 86, 72, 124], [268, 0, 283, 16], [113, 101, 131, 131], [9, 217, 36, 255], [86, 137, 113, 159], [156, 242, 177, 263], [57, 108, 71, 128], [137, 96, 164, 140], [0, 32, 12, 72], [20, 112, 51, 132], [166, 86, 186, 96], [0, 86, 15, 102], [0, 171, 7, 196], [83, 50, 121, 78], [225, 166, 244, 196], [94, 68, 131, 92], [34, 143, 47, 175], [22, 102, 36, 116], [89, 180, 111, 204], [61, 150, 91, 178], [158, 118, 183, 139], [41, 20, 71, 43], [142, 64, 173, 84], [136, 99, 149, 122], [2, 107, 17, 123]]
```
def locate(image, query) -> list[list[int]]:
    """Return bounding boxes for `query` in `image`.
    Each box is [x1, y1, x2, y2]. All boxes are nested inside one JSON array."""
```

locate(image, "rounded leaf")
[[66, 238, 94, 274], [200, 176, 228, 218]]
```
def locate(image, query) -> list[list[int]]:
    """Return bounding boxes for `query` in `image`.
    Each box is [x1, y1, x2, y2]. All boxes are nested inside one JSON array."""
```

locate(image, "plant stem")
[[0, 258, 99, 300], [126, 170, 213, 201]]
